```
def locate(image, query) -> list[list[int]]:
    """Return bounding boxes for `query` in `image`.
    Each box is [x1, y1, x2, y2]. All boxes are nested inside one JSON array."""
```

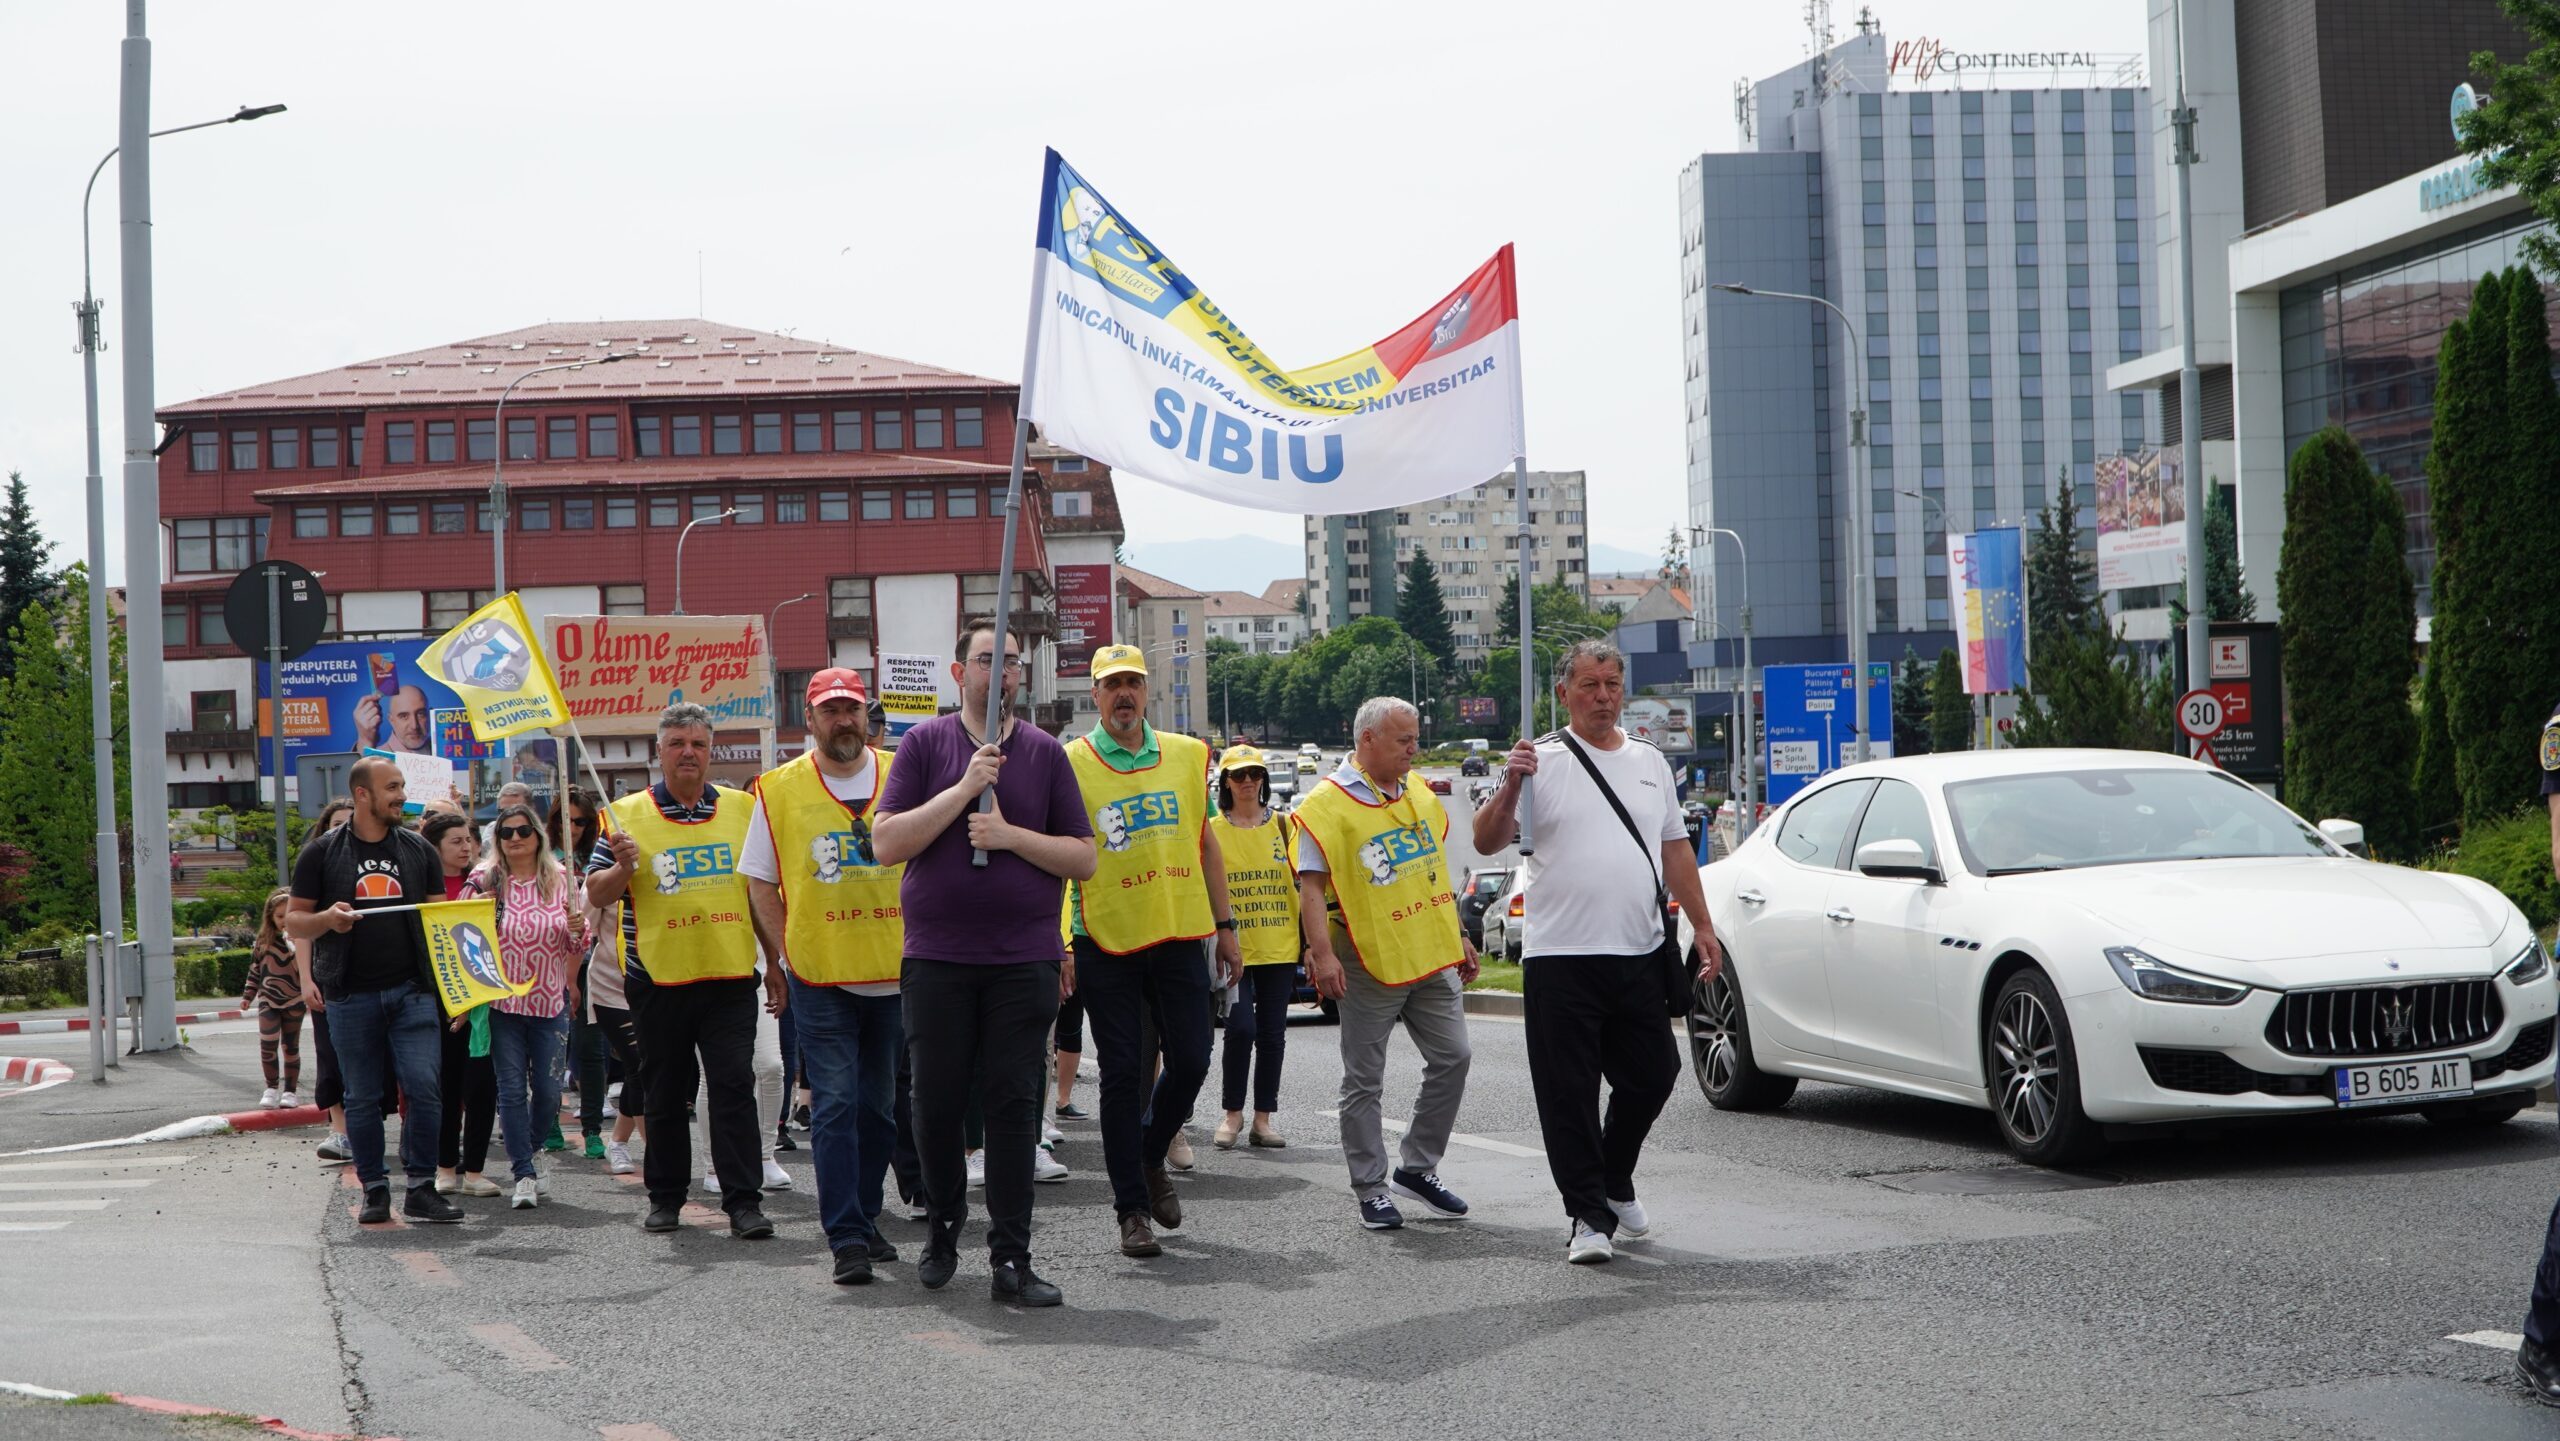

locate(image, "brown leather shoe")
[[1144, 1166, 1183, 1230], [1117, 1211, 1161, 1257]]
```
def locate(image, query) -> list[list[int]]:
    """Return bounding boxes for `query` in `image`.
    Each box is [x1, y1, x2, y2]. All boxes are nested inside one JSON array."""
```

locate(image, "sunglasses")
[[497, 824, 539, 842]]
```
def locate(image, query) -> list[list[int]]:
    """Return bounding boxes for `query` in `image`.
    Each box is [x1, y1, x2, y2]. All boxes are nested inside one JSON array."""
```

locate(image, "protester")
[[297, 799, 355, 1161], [691, 970, 793, 1196], [1294, 697, 1476, 1232], [1471, 640, 1722, 1264], [1064, 645, 1242, 1258], [553, 786, 614, 1160], [462, 802, 585, 1211], [1209, 746, 1299, 1151], [422, 811, 499, 1197], [586, 703, 779, 1240], [579, 794, 647, 1177], [867, 697, 927, 1219], [744, 669, 906, 1284], [2514, 707, 2560, 1404], [872, 621, 1094, 1306], [242, 890, 306, 1110], [284, 757, 461, 1225]]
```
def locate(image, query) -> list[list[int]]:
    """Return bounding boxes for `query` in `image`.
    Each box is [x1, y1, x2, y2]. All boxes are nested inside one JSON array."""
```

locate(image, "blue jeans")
[[788, 976, 901, 1253], [488, 1007, 570, 1182], [327, 982, 444, 1191], [1077, 936, 1213, 1217]]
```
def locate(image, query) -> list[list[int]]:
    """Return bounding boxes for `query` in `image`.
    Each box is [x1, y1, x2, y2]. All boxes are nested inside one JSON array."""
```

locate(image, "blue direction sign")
[[1762, 662, 1895, 805]]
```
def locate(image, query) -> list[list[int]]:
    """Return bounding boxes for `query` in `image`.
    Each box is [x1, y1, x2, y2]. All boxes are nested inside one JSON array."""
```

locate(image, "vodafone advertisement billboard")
[[1055, 563, 1114, 672]]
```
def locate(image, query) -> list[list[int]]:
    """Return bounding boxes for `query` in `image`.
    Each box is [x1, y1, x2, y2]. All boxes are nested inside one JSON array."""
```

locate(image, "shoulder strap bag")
[[1557, 732, 1692, 1018]]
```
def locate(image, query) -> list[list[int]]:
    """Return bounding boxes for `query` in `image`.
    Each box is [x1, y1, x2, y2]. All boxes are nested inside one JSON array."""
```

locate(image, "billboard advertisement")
[[2096, 450, 2188, 590], [1948, 527, 2027, 695], [1456, 696, 1499, 725], [1055, 563, 1114, 673], [1623, 698, 1695, 752], [538, 615, 772, 735], [255, 638, 465, 779]]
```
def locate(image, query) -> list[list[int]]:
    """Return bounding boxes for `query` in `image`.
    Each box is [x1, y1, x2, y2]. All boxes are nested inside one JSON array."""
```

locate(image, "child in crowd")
[[242, 889, 308, 1109]]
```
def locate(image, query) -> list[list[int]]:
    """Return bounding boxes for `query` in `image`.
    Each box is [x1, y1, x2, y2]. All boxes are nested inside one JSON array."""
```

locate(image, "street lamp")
[[672, 507, 739, 615], [1714, 281, 1871, 762], [79, 99, 285, 1045], [491, 351, 638, 595], [763, 591, 816, 769], [1691, 525, 1756, 842], [1141, 642, 1191, 735]]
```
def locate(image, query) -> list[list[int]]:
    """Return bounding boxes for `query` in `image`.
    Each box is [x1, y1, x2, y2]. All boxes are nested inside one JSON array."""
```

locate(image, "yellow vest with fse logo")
[[610, 785, 756, 986], [756, 749, 902, 986], [1211, 811, 1301, 968], [1294, 775, 1460, 987], [1068, 731, 1214, 955]]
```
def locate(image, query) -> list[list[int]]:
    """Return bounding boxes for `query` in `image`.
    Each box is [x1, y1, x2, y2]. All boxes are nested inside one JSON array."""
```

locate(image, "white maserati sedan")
[[1678, 749, 2558, 1165]]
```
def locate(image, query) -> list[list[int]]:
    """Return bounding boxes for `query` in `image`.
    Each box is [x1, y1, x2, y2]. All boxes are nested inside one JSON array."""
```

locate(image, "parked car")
[[1480, 870, 1529, 964], [1299, 742, 1324, 770], [1458, 866, 1512, 949], [1425, 775, 1453, 796], [1267, 757, 1300, 807], [1677, 749, 2559, 1166], [1460, 753, 1490, 777]]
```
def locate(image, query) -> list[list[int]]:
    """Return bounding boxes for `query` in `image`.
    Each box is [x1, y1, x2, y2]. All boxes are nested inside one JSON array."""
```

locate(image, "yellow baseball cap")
[[1218, 744, 1268, 774], [1090, 644, 1148, 679]]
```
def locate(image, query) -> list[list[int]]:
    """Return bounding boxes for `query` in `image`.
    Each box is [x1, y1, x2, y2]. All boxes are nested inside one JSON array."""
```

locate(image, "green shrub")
[[2421, 807, 2560, 924], [170, 949, 254, 1000]]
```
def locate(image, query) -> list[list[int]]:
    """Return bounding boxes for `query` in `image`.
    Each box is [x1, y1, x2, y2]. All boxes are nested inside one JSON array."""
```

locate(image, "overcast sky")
[[0, 1, 2146, 584]]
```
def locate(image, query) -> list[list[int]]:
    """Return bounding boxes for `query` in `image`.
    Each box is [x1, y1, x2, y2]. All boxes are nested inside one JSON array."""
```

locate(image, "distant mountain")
[[1120, 534, 1302, 597], [1587, 540, 1659, 577]]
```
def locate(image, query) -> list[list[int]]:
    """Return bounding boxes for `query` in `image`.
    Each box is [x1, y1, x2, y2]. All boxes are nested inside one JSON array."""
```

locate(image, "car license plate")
[[2332, 1055, 2472, 1109]]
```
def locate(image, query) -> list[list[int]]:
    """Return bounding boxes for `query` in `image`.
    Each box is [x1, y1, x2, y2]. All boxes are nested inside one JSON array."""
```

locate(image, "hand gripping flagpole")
[[974, 181, 1054, 868]]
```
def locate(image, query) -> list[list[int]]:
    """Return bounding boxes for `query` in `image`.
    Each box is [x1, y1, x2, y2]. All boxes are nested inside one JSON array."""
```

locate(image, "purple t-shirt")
[[878, 712, 1092, 965]]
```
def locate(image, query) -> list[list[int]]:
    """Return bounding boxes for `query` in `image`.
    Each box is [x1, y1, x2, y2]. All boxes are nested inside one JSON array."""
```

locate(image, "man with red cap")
[[741, 668, 909, 1286]]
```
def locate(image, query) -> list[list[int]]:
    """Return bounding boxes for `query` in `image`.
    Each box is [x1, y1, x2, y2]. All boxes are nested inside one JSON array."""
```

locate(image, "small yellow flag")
[[421, 898, 536, 1018], [418, 593, 569, 741]]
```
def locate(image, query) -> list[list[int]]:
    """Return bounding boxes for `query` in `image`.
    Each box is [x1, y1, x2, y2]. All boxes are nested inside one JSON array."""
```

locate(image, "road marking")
[[469, 1321, 568, 1372], [1318, 1110, 1546, 1158], [0, 1222, 72, 1233], [0, 1199, 114, 1212], [396, 1250, 460, 1287], [0, 1179, 154, 1191], [2450, 1330, 2525, 1350], [0, 1380, 79, 1400], [0, 1154, 193, 1173], [599, 1425, 682, 1441]]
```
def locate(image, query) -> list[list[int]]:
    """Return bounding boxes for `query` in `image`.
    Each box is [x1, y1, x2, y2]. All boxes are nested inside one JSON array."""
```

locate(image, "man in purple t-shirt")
[[873, 620, 1095, 1308]]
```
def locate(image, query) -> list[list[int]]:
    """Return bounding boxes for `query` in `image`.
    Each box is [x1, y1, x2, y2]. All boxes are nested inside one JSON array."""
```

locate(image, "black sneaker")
[[730, 1207, 775, 1240], [404, 1185, 464, 1224], [792, 1101, 812, 1130], [1054, 1102, 1090, 1120], [866, 1233, 899, 1263], [1391, 1168, 1469, 1218], [357, 1186, 392, 1225], [774, 1123, 799, 1153], [2520, 1338, 2560, 1407], [1359, 1194, 1405, 1231], [642, 1206, 682, 1233], [992, 1259, 1063, 1307], [918, 1246, 959, 1290], [831, 1247, 874, 1286]]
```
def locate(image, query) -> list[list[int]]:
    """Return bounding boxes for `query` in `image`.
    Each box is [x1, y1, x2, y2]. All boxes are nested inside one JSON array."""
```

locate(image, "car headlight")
[[2504, 938, 2549, 987], [2104, 946, 2251, 1005]]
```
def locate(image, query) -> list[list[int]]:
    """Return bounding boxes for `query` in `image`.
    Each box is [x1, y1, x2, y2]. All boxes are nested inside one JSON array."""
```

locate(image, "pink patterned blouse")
[[463, 870, 579, 1019]]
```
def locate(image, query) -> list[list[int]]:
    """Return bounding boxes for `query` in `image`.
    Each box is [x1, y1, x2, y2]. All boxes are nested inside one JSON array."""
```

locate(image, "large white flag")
[[1025, 149, 1523, 517]]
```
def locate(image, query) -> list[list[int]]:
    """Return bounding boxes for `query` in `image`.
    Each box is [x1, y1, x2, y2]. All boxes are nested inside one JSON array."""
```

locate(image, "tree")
[[2169, 480, 2258, 629], [0, 472, 54, 684], [2423, 268, 2508, 828], [2024, 476, 2100, 651], [1928, 649, 1973, 753], [177, 806, 319, 927], [2461, 7, 2560, 279], [1396, 546, 1458, 671], [1495, 572, 1521, 639], [2013, 498, 2174, 751], [2278, 428, 2420, 857], [1892, 646, 1935, 757], [1659, 526, 1691, 587], [2413, 652, 2460, 844], [0, 568, 129, 937]]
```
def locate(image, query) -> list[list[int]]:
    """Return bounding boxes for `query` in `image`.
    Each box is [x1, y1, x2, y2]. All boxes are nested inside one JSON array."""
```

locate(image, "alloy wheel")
[[1992, 989, 2062, 1144], [1690, 972, 1740, 1096]]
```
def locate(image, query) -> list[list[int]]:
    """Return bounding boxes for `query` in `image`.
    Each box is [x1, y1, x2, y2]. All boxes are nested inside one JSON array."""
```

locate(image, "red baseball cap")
[[805, 667, 867, 708]]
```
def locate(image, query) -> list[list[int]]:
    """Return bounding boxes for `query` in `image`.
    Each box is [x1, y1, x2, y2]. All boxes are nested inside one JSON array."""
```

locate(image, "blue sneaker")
[[1359, 1194, 1404, 1230], [1391, 1168, 1469, 1218]]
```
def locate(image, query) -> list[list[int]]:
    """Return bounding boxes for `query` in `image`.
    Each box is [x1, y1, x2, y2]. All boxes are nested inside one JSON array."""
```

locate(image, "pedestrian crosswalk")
[[0, 1153, 184, 1233]]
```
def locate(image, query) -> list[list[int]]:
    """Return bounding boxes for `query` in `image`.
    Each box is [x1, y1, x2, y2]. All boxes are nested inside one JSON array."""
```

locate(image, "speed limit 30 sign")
[[2177, 689, 2226, 742]]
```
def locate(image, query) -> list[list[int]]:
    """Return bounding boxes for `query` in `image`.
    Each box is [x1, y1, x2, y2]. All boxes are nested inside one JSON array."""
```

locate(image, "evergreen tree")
[[2278, 428, 2419, 857], [0, 568, 128, 935], [1659, 526, 1691, 586], [2024, 480, 2100, 652], [0, 472, 55, 684], [2426, 269, 2513, 826], [1495, 572, 1521, 639], [2412, 652, 2460, 844], [1892, 646, 1934, 757], [1929, 649, 1973, 753], [2169, 481, 2258, 628], [2455, 265, 2560, 823], [1396, 546, 1458, 670], [2013, 497, 2174, 751]]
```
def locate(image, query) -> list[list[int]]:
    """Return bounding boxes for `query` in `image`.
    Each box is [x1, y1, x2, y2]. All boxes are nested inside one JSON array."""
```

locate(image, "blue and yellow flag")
[[421, 898, 535, 1018], [418, 593, 569, 741]]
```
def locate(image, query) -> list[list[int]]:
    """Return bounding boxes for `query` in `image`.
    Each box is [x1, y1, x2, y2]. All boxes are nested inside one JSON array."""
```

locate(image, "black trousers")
[[1078, 936, 1213, 1217], [436, 1021, 498, 1173], [2528, 1193, 2560, 1349], [903, 957, 1059, 1267], [1523, 952, 1682, 1237], [1221, 963, 1296, 1114], [569, 1005, 609, 1138], [890, 1033, 922, 1203], [634, 975, 762, 1215]]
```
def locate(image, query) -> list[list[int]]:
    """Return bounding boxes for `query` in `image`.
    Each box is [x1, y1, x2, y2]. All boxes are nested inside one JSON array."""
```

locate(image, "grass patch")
[[66, 1394, 115, 1405], [1468, 960, 1523, 994]]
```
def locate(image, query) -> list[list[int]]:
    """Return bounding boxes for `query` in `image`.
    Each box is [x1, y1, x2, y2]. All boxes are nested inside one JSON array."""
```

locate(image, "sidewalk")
[[0, 1000, 248, 1037], [0, 1020, 285, 1156]]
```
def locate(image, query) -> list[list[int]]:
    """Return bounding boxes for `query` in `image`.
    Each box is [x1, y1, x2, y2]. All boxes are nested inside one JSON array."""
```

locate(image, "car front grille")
[[2262, 979, 2504, 1059], [2476, 1019, 2557, 1080], [2138, 1047, 2326, 1098]]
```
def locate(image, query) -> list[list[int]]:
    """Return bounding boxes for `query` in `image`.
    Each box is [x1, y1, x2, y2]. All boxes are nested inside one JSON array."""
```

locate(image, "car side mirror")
[[2317, 818, 2368, 858], [1855, 837, 1942, 883]]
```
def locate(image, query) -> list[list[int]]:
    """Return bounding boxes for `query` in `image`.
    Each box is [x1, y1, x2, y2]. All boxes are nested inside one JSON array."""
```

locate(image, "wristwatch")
[[1215, 919, 1239, 932]]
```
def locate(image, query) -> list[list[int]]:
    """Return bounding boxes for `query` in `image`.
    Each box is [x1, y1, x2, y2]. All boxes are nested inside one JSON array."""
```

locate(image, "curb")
[[1462, 991, 1524, 1018], [1, 1104, 325, 1157], [0, 1380, 389, 1440], [0, 1007, 246, 1037], [0, 1056, 74, 1097]]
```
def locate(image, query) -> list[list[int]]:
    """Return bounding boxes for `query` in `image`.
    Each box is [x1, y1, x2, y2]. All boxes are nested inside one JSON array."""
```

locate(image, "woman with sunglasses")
[[462, 802, 587, 1209], [553, 787, 617, 1160], [424, 811, 501, 1197], [1209, 746, 1300, 1151]]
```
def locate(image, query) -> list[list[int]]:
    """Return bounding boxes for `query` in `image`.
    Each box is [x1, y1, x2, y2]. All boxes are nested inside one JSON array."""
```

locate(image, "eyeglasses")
[[967, 654, 1027, 672], [496, 824, 538, 842]]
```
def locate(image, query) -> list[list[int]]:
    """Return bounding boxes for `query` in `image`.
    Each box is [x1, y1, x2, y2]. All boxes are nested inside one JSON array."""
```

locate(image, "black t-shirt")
[[289, 828, 428, 994]]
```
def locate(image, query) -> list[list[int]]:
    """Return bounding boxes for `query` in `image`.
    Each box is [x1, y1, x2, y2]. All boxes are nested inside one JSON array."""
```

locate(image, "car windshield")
[[1468, 870, 1508, 899], [1943, 767, 2339, 876]]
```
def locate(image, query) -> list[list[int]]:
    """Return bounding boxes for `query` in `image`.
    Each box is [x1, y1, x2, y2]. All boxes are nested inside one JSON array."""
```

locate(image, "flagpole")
[[975, 187, 1054, 869], [1505, 244, 1535, 858]]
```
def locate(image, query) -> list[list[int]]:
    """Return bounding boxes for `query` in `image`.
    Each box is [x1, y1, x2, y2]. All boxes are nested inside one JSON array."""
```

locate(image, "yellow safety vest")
[[1068, 732, 1214, 954], [610, 785, 757, 986], [755, 749, 902, 986], [1211, 811, 1300, 968], [1293, 774, 1460, 987]]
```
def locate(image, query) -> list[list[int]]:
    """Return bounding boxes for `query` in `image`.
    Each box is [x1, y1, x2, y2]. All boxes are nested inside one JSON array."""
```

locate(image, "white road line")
[[0, 1199, 114, 1212], [0, 1179, 154, 1192], [1319, 1110, 1546, 1158], [0, 1222, 72, 1233], [0, 1154, 193, 1173], [2450, 1330, 2526, 1350], [0, 1381, 79, 1400]]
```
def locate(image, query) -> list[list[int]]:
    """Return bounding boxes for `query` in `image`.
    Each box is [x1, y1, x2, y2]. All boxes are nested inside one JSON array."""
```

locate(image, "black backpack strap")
[[1557, 731, 1671, 944]]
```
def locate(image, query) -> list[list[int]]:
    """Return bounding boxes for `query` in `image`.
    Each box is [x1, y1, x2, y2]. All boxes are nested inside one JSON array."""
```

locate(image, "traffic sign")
[[2176, 689, 2225, 741], [223, 560, 328, 664], [1760, 663, 1895, 804]]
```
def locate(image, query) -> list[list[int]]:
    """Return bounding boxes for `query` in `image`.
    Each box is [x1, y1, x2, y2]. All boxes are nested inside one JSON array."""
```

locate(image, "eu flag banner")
[[1026, 149, 1524, 516], [419, 593, 570, 742], [1949, 527, 2027, 695], [420, 898, 535, 1018]]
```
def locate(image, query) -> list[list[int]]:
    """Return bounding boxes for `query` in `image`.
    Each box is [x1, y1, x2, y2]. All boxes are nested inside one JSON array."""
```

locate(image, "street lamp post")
[[76, 100, 285, 1016], [672, 508, 739, 616], [763, 591, 816, 770], [493, 352, 637, 595], [1714, 281, 1871, 762], [1693, 525, 1756, 842]]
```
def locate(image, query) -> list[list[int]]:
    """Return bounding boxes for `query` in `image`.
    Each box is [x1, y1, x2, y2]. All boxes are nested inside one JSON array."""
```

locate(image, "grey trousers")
[[1335, 960, 1472, 1200]]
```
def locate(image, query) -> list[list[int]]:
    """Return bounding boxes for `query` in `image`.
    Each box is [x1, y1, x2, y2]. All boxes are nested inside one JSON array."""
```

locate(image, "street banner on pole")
[[420, 593, 570, 741], [2096, 450, 2189, 590], [1948, 526, 2027, 695], [876, 653, 942, 738], [537, 614, 771, 735], [1024, 149, 1523, 516]]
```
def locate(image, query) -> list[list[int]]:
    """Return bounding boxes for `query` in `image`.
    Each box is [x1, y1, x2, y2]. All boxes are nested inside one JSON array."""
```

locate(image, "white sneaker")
[[761, 1158, 792, 1191], [965, 1150, 986, 1189], [604, 1141, 635, 1175], [1042, 1117, 1064, 1146], [1568, 1222, 1614, 1265], [511, 1177, 539, 1210], [904, 1194, 930, 1221], [703, 1170, 722, 1194], [258, 1088, 281, 1110], [1607, 1196, 1651, 1240], [278, 1091, 298, 1109], [1033, 1144, 1069, 1183]]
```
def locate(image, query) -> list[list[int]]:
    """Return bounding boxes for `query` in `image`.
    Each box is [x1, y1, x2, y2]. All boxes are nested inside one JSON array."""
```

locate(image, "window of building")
[[306, 427, 346, 472], [431, 501, 467, 534], [1051, 491, 1090, 518], [383, 421, 415, 465], [671, 415, 702, 456], [425, 589, 493, 629], [336, 505, 372, 537], [733, 492, 763, 525], [954, 406, 984, 447], [712, 415, 742, 455], [549, 416, 578, 459], [424, 420, 456, 464], [752, 412, 782, 454], [873, 411, 904, 449], [387, 503, 420, 535], [231, 430, 260, 470], [948, 487, 978, 518], [162, 601, 187, 648], [828, 577, 872, 626], [603, 584, 646, 616], [777, 491, 807, 524], [563, 497, 594, 529], [913, 408, 945, 449], [521, 500, 552, 531], [861, 489, 892, 521], [650, 496, 679, 526], [188, 431, 219, 472], [349, 426, 365, 467], [905, 489, 935, 520], [588, 415, 619, 457], [502, 416, 533, 461], [173, 516, 260, 572], [198, 603, 230, 650], [689, 493, 724, 523], [191, 690, 236, 731], [1053, 456, 1087, 472], [635, 415, 663, 457], [606, 496, 636, 528], [467, 418, 496, 462], [269, 428, 302, 469], [292, 506, 329, 539], [818, 490, 850, 522], [794, 413, 824, 453], [832, 411, 862, 451]]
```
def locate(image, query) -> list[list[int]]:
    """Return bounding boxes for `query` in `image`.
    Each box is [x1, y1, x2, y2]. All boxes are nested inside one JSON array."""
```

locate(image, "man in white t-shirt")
[[1470, 640, 1723, 1266]]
